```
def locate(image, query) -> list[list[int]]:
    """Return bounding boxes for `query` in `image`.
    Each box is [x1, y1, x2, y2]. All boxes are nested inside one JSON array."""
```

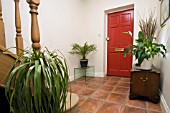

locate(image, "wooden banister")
[[27, 0, 40, 51], [0, 0, 6, 48], [15, 0, 24, 55]]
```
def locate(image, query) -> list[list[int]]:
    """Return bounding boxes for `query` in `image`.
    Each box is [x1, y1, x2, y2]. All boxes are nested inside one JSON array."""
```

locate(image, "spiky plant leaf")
[[5, 47, 69, 113]]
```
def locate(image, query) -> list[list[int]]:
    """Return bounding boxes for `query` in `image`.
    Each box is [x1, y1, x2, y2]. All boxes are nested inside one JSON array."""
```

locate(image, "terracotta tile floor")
[[68, 76, 163, 113]]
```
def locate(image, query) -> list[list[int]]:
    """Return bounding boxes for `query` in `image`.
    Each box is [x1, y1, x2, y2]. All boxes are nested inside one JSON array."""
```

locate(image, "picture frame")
[[160, 0, 170, 25]]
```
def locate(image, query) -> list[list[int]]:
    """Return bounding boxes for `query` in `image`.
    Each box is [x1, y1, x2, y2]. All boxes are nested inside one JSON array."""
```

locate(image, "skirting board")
[[69, 71, 105, 81], [159, 90, 170, 113], [94, 72, 105, 77]]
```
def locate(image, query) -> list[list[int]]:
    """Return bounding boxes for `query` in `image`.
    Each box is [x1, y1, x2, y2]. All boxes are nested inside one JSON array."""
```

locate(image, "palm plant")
[[69, 42, 97, 67], [69, 42, 97, 59], [5, 47, 69, 113]]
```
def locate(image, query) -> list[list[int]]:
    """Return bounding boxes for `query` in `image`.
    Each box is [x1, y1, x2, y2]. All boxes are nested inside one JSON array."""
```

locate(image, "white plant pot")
[[140, 58, 153, 70]]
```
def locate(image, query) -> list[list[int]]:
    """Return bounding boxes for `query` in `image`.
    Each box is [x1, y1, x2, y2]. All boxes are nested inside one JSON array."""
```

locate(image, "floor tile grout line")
[[95, 99, 105, 113], [148, 109, 162, 113], [80, 80, 122, 112], [114, 79, 129, 113], [80, 91, 106, 113], [121, 92, 131, 113], [105, 100, 127, 106], [126, 104, 148, 110], [146, 101, 149, 113], [121, 106, 125, 113]]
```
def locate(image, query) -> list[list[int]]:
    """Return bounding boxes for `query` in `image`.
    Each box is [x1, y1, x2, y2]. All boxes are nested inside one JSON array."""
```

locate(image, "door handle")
[[106, 37, 110, 41], [115, 48, 124, 52]]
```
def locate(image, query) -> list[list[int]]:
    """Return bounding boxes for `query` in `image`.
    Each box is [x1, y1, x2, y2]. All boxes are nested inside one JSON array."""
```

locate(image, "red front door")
[[107, 9, 134, 76]]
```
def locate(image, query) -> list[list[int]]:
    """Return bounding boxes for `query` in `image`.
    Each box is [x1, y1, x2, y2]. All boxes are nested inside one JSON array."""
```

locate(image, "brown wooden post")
[[27, 0, 40, 51], [14, 0, 24, 55], [0, 0, 6, 48]]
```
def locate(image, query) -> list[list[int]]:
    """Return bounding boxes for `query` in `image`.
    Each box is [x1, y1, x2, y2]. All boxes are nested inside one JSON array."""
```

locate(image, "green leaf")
[[123, 48, 130, 57], [33, 60, 42, 113], [25, 66, 35, 113], [151, 52, 157, 58], [5, 47, 70, 113], [34, 60, 40, 113], [145, 52, 151, 60], [137, 51, 142, 59], [161, 23, 166, 29], [160, 51, 166, 57], [138, 31, 145, 40], [138, 54, 145, 65]]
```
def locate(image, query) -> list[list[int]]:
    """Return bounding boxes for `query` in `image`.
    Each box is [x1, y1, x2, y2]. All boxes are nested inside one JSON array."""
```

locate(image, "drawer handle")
[[140, 77, 148, 82], [143, 80, 146, 82]]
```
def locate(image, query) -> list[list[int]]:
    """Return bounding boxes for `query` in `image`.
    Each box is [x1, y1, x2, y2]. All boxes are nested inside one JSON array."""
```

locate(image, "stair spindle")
[[14, 0, 23, 55], [0, 0, 2, 21], [0, 0, 6, 48], [27, 0, 40, 51]]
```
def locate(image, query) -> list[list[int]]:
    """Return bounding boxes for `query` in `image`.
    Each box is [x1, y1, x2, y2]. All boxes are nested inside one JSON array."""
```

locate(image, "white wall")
[[2, 0, 159, 77], [2, 0, 32, 51], [2, 0, 86, 78], [1, 0, 162, 74], [151, 1, 170, 110], [39, 0, 87, 78], [83, 0, 159, 76], [154, 17, 170, 110]]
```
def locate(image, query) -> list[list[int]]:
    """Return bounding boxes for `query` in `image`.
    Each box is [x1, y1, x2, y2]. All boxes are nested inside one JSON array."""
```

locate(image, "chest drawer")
[[130, 68, 160, 103]]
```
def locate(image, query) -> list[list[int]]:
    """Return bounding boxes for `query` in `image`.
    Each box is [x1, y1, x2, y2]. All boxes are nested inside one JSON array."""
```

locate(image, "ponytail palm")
[[5, 47, 69, 113], [69, 42, 97, 59]]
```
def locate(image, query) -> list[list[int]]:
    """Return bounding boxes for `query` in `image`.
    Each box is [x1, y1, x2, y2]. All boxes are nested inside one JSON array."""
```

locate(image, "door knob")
[[106, 37, 110, 41]]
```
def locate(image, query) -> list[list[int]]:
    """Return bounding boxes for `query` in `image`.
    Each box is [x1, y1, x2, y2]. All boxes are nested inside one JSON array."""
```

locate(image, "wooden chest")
[[130, 67, 160, 103]]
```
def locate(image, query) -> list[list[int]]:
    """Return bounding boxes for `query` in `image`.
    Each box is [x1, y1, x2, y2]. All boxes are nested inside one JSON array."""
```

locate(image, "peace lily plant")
[[123, 13, 166, 69], [5, 47, 69, 113]]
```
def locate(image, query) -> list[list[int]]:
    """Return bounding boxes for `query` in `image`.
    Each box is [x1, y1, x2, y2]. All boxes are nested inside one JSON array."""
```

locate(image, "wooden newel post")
[[0, 0, 6, 48], [27, 0, 40, 50], [15, 0, 24, 55]]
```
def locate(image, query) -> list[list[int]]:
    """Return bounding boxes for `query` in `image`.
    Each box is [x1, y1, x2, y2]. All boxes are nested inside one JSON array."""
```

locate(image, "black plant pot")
[[80, 59, 88, 67]]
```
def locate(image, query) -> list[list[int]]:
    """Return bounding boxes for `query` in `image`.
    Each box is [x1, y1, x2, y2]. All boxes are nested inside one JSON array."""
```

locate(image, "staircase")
[[0, 45, 17, 113], [0, 0, 23, 112], [0, 0, 23, 86], [0, 46, 17, 86]]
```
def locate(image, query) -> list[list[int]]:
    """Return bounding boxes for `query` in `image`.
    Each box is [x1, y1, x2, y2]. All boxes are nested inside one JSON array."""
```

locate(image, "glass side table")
[[74, 66, 95, 82]]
